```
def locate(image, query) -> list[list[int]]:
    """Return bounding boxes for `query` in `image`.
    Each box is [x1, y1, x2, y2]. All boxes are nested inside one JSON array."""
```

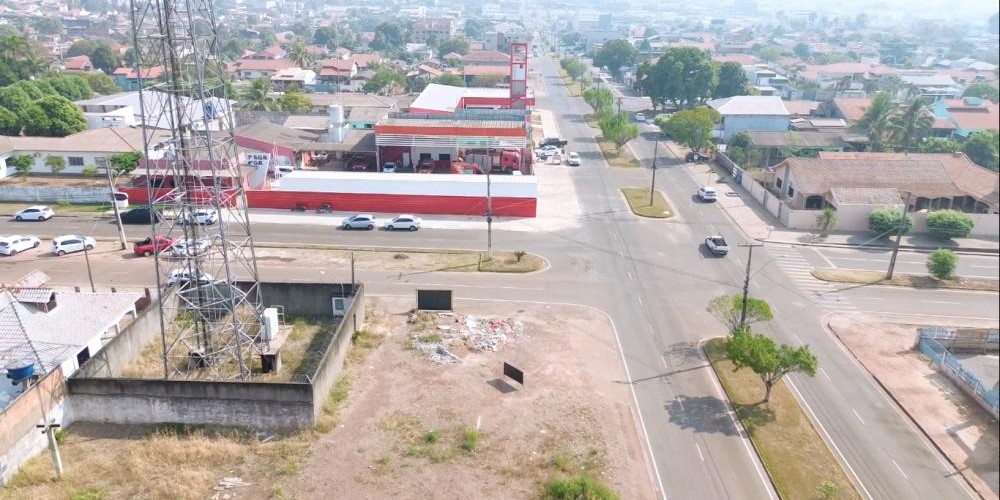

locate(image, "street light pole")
[[738, 243, 764, 331], [105, 166, 127, 250], [886, 192, 913, 279], [486, 142, 494, 260], [649, 137, 659, 205], [82, 243, 96, 293]]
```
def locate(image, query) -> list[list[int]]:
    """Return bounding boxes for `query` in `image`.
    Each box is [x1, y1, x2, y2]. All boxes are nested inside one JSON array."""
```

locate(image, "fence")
[[916, 328, 999, 419]]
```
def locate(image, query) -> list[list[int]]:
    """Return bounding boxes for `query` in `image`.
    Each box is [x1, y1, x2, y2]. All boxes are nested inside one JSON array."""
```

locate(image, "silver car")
[[342, 214, 375, 230], [385, 215, 422, 231]]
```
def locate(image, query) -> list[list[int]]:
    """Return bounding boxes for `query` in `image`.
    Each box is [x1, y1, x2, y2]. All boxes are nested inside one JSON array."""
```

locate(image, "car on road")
[[685, 151, 708, 162], [14, 205, 54, 222], [535, 145, 560, 158], [697, 186, 718, 202], [120, 207, 161, 224], [165, 268, 216, 287], [634, 112, 646, 122], [134, 235, 175, 257], [0, 235, 41, 256], [385, 214, 422, 231], [52, 235, 95, 256], [567, 152, 582, 166], [705, 235, 729, 256], [169, 238, 212, 258], [342, 214, 375, 230], [178, 208, 219, 225]]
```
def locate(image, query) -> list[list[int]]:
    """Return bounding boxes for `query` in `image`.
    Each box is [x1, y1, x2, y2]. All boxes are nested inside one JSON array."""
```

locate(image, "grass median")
[[812, 269, 999, 292], [252, 244, 546, 274], [621, 188, 672, 218], [704, 338, 861, 500]]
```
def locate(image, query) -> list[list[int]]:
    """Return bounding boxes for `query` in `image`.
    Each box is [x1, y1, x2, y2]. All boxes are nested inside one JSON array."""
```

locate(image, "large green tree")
[[598, 111, 639, 153], [35, 95, 87, 136], [363, 68, 406, 95], [725, 331, 818, 403], [45, 75, 93, 101], [431, 73, 465, 87], [239, 77, 276, 111], [962, 82, 999, 103], [854, 92, 895, 151], [464, 19, 492, 40], [91, 43, 119, 73], [437, 37, 470, 56], [583, 88, 614, 113], [593, 39, 638, 80], [18, 104, 51, 136], [370, 22, 407, 52], [278, 86, 311, 112], [287, 42, 313, 68], [890, 97, 934, 152], [919, 137, 961, 153], [708, 294, 774, 332], [715, 61, 749, 98], [963, 130, 1000, 171], [636, 47, 716, 109], [82, 72, 122, 95], [660, 107, 720, 152], [0, 107, 19, 135]]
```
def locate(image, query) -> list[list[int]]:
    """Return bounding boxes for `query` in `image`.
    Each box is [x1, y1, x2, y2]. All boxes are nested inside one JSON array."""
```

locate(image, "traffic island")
[[621, 188, 673, 218], [812, 269, 999, 292], [704, 338, 862, 500], [250, 244, 547, 274]]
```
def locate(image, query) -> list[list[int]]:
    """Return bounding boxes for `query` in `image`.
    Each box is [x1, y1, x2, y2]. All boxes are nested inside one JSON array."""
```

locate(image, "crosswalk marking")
[[770, 249, 859, 313]]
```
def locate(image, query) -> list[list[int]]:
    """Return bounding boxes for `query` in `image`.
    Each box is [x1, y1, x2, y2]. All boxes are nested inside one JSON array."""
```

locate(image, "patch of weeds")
[[373, 454, 393, 474], [54, 428, 67, 445], [423, 430, 440, 444], [460, 428, 479, 453], [393, 253, 409, 260], [352, 329, 380, 349], [548, 448, 604, 474], [270, 484, 288, 500], [403, 336, 415, 350], [70, 488, 106, 500], [418, 333, 442, 343], [542, 475, 619, 500], [316, 374, 351, 433]]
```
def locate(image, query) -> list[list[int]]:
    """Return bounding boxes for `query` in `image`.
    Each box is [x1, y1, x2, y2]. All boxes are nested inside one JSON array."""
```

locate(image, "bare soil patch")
[[252, 246, 545, 274]]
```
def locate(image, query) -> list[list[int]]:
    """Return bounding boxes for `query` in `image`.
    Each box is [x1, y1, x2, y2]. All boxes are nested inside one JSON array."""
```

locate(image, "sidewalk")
[[674, 141, 1000, 255]]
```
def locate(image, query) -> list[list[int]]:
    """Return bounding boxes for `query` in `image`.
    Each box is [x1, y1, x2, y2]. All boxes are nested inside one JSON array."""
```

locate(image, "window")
[[95, 156, 108, 167], [68, 156, 84, 166], [805, 195, 824, 209], [787, 185, 795, 197], [775, 177, 783, 188], [76, 347, 91, 366], [439, 153, 451, 161], [419, 153, 432, 160]]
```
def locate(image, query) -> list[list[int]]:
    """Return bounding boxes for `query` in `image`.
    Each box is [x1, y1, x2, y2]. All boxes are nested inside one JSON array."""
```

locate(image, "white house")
[[75, 91, 234, 132], [0, 128, 168, 177], [707, 96, 791, 141]]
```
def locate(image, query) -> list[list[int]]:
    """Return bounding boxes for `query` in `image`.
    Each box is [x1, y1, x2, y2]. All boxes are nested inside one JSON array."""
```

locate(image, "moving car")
[[169, 238, 212, 258], [341, 214, 375, 230], [385, 214, 422, 231], [685, 151, 707, 162], [0, 235, 41, 256], [567, 152, 582, 166], [634, 112, 646, 122], [697, 186, 718, 202], [178, 208, 219, 225], [705, 235, 729, 256], [134, 235, 175, 257], [14, 205, 54, 222], [120, 207, 161, 224], [52, 235, 95, 256], [165, 268, 215, 287]]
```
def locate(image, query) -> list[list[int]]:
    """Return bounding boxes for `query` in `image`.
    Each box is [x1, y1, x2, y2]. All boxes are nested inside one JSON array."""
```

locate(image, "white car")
[[169, 238, 213, 258], [14, 205, 54, 222], [0, 235, 41, 256], [178, 208, 219, 225], [697, 186, 718, 202], [385, 215, 422, 231], [165, 268, 216, 287], [567, 152, 581, 166], [51, 235, 95, 256], [381, 163, 397, 173], [535, 145, 559, 158], [634, 112, 646, 122]]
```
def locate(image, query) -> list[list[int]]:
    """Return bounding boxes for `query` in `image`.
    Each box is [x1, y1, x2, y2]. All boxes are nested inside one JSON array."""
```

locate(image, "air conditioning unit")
[[261, 307, 279, 342], [332, 298, 346, 317]]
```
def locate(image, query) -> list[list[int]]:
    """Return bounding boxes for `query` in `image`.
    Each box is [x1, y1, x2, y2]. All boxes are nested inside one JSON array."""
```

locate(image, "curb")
[[765, 238, 1000, 256], [822, 318, 988, 500]]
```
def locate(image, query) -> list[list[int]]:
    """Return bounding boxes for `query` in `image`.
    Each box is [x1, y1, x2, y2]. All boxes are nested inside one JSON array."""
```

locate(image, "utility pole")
[[105, 166, 127, 250], [83, 243, 96, 293], [886, 193, 913, 279], [486, 162, 494, 260], [31, 379, 63, 478], [738, 243, 764, 331], [617, 97, 623, 114], [648, 136, 659, 205]]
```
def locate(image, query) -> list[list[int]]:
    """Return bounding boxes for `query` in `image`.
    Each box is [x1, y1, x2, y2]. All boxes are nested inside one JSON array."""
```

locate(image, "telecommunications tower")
[[128, 0, 264, 379]]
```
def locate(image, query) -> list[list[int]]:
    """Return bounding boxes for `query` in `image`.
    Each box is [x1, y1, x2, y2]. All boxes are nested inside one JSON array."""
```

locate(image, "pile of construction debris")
[[408, 311, 525, 364]]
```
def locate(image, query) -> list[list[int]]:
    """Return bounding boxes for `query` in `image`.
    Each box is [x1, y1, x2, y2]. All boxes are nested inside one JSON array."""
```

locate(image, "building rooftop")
[[408, 84, 511, 114], [235, 121, 319, 146], [306, 93, 397, 109], [0, 127, 169, 156], [829, 187, 903, 206], [747, 131, 847, 148], [707, 96, 789, 116]]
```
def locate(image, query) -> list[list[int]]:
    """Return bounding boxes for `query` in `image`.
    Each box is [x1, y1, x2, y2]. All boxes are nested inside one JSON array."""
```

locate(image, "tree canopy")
[[593, 39, 638, 80], [34, 95, 88, 136], [715, 61, 749, 98], [583, 88, 614, 113], [598, 111, 639, 153], [437, 37, 470, 56], [370, 22, 408, 52], [464, 19, 492, 40], [636, 47, 716, 109], [853, 92, 895, 151], [363, 68, 406, 95], [962, 82, 999, 103], [962, 130, 999, 171], [660, 107, 720, 152], [430, 73, 465, 87], [278, 87, 311, 112], [708, 294, 774, 332], [82, 72, 121, 95], [725, 331, 818, 403]]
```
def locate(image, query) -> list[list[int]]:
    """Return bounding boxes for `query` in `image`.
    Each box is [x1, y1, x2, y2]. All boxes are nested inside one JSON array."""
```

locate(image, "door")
[[402, 152, 411, 168]]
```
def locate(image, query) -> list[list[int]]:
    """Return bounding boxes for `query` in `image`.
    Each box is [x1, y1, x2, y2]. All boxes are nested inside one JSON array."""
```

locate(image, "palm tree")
[[854, 92, 895, 152], [287, 42, 313, 69], [239, 77, 275, 111], [891, 97, 934, 152]]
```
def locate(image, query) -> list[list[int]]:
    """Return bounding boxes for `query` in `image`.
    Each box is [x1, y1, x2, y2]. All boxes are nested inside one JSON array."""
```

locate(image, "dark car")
[[120, 207, 161, 224], [685, 151, 708, 162]]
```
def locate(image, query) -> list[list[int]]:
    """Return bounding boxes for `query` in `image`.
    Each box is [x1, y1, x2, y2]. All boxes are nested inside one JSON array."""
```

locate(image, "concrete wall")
[[720, 115, 790, 141], [0, 368, 67, 485], [75, 290, 171, 379], [310, 284, 365, 419], [0, 184, 112, 204]]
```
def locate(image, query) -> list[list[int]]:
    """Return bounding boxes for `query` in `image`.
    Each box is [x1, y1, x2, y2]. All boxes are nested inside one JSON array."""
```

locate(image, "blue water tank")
[[5, 360, 35, 381]]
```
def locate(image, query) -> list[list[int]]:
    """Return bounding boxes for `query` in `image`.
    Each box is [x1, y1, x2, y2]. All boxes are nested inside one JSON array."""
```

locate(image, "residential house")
[[270, 68, 316, 91], [227, 58, 296, 80], [304, 93, 397, 115], [111, 66, 165, 91], [75, 91, 233, 131], [459, 50, 510, 67], [318, 59, 359, 89], [707, 96, 791, 141], [412, 18, 455, 43], [894, 71, 963, 101], [246, 45, 286, 60], [744, 130, 851, 166], [931, 97, 1000, 139], [825, 97, 872, 123], [0, 127, 168, 177], [462, 65, 510, 86], [62, 55, 93, 73], [350, 53, 383, 70]]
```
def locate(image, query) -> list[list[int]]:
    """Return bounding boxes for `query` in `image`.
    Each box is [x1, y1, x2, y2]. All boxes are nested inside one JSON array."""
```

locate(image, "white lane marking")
[[627, 271, 634, 281], [891, 459, 909, 480], [400, 282, 544, 291], [786, 378, 874, 500], [922, 300, 961, 305], [695, 443, 705, 462], [814, 249, 836, 268], [476, 415, 482, 431], [819, 368, 832, 382], [637, 295, 644, 305], [661, 355, 669, 369], [851, 408, 867, 426], [970, 264, 1000, 269], [793, 333, 805, 345]]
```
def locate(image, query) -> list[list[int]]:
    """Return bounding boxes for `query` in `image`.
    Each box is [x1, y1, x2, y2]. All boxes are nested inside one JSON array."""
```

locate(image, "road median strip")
[[704, 338, 862, 500], [620, 188, 672, 218], [812, 269, 999, 292]]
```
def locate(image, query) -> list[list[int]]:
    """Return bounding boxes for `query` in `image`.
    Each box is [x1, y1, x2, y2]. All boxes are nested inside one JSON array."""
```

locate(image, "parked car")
[[165, 268, 216, 287], [169, 238, 212, 258], [685, 151, 707, 162], [567, 152, 582, 166], [134, 235, 175, 257], [349, 160, 369, 171], [14, 205, 54, 222], [385, 214, 422, 231], [634, 112, 646, 122], [120, 207, 161, 224], [0, 235, 41, 256], [341, 214, 375, 230], [178, 208, 219, 225], [705, 235, 729, 256], [535, 145, 559, 159], [697, 186, 718, 202], [52, 235, 95, 256], [382, 162, 397, 173], [538, 137, 563, 147]]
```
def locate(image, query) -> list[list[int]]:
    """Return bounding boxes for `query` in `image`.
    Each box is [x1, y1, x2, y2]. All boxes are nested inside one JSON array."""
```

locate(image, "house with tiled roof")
[[459, 50, 509, 67], [318, 59, 359, 87], [62, 55, 92, 73], [350, 53, 383, 69], [111, 66, 165, 90], [0, 127, 170, 177], [462, 65, 509, 85], [227, 58, 297, 80], [707, 96, 791, 140], [932, 97, 1000, 139]]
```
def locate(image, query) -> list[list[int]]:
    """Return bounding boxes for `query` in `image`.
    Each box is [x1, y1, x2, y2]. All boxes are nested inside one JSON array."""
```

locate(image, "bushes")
[[868, 208, 913, 236], [927, 249, 957, 280], [543, 475, 619, 500], [926, 209, 974, 239]]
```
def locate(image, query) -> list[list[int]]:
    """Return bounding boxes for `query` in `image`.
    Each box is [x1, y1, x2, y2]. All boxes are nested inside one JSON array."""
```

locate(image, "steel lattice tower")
[[129, 0, 264, 379]]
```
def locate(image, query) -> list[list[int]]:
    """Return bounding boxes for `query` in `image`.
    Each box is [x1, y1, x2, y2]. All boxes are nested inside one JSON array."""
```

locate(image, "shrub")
[[816, 207, 838, 234], [8, 154, 34, 178], [542, 475, 619, 500], [868, 208, 913, 236], [926, 209, 974, 239], [460, 428, 479, 452], [82, 164, 98, 177], [513, 250, 527, 262], [44, 155, 66, 174], [927, 249, 957, 280]]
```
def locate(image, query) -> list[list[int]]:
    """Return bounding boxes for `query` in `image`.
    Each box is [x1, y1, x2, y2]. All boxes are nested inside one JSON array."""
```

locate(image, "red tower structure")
[[509, 42, 528, 110]]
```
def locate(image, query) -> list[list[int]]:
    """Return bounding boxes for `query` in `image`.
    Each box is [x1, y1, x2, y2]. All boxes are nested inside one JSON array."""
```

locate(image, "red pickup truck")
[[134, 235, 175, 257]]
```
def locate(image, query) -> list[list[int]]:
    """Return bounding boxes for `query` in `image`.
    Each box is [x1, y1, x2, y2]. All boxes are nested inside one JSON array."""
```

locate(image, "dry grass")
[[472, 252, 546, 273], [557, 68, 582, 96], [621, 188, 673, 218], [812, 269, 999, 292], [704, 339, 861, 500], [252, 246, 545, 274], [597, 139, 640, 168]]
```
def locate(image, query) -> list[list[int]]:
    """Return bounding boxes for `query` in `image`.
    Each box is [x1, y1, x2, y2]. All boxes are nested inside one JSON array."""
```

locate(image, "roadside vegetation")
[[621, 188, 672, 218]]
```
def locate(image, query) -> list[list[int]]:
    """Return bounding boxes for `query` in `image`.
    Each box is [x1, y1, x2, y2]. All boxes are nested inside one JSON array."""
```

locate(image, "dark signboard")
[[503, 362, 524, 385], [416, 289, 453, 311]]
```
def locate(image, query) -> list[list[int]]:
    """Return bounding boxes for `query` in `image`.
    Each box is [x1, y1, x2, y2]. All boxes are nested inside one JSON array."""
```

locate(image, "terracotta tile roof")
[[782, 100, 821, 116], [230, 58, 296, 72], [112, 65, 165, 79], [947, 106, 1000, 132], [831, 97, 872, 122], [459, 50, 509, 63], [712, 54, 759, 65], [351, 53, 382, 68], [64, 55, 92, 71], [462, 65, 509, 76]]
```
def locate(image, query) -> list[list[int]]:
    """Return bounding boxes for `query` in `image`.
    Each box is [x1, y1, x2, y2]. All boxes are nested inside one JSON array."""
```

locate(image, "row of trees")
[[635, 47, 749, 109], [0, 34, 53, 86], [582, 87, 639, 153], [238, 78, 311, 112], [0, 76, 94, 136], [868, 208, 976, 240], [6, 151, 141, 179]]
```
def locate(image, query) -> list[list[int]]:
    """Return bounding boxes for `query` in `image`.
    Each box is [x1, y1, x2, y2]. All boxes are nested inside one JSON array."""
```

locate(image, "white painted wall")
[[276, 171, 538, 198]]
